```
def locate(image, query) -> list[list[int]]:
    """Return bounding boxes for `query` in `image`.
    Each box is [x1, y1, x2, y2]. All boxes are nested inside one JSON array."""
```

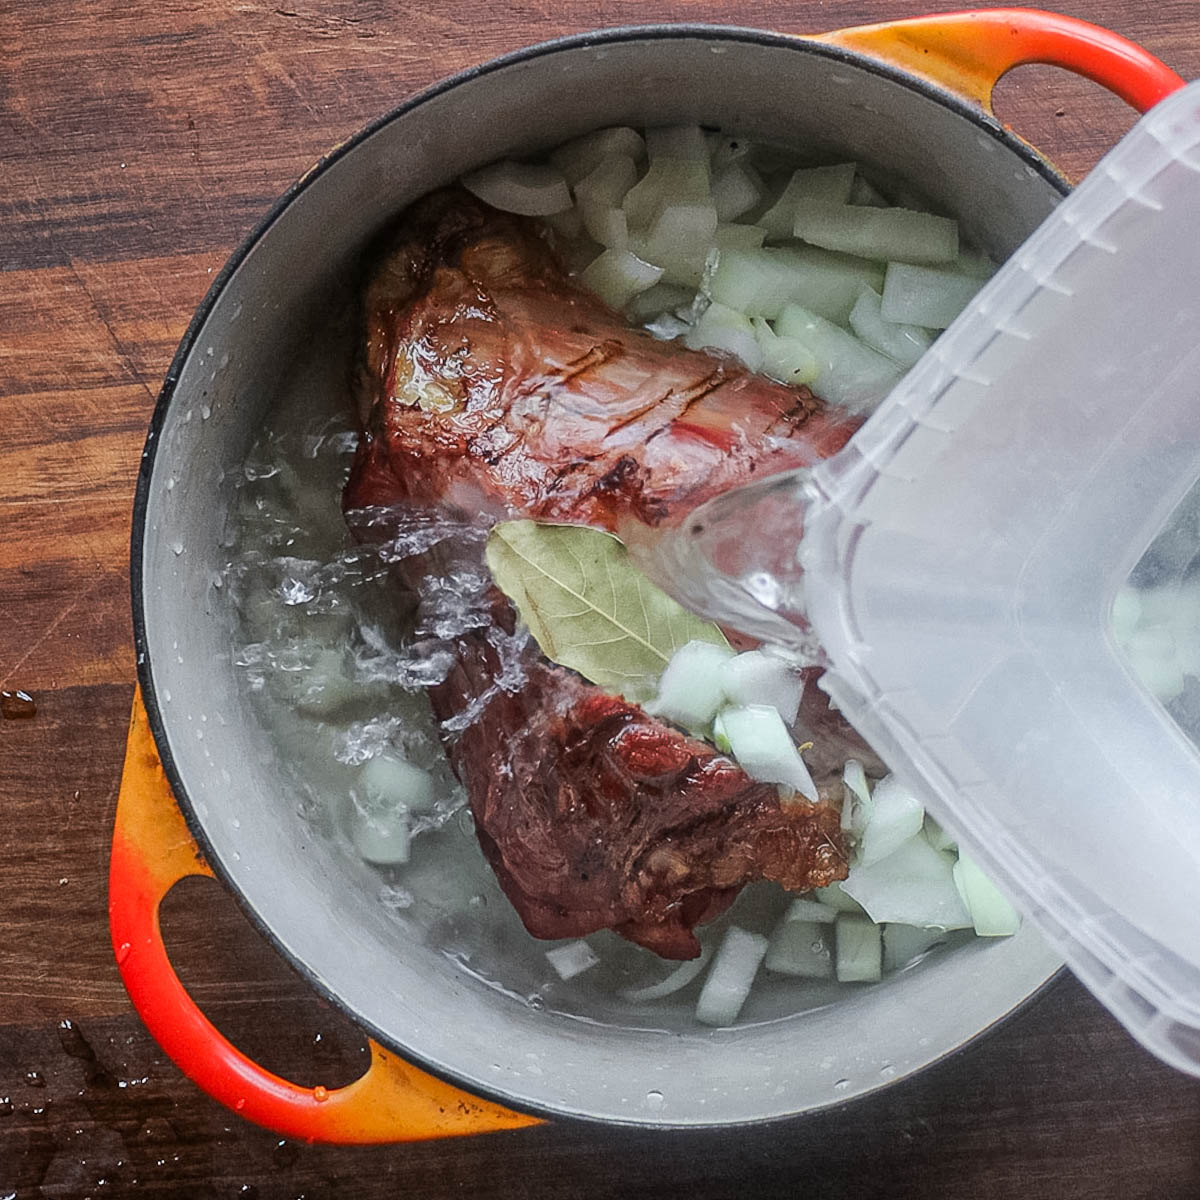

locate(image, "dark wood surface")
[[3, 1, 1200, 1195]]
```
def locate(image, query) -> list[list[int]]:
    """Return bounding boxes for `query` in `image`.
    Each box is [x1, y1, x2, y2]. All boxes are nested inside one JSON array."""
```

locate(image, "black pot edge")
[[128, 21, 1070, 1133]]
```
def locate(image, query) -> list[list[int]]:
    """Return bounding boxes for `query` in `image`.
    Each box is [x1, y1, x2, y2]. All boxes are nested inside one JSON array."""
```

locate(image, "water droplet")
[[162, 689, 172, 702], [201, 404, 212, 420], [231, 817, 240, 829], [234, 1097, 246, 1111], [166, 476, 175, 491], [116, 942, 131, 964], [833, 1078, 850, 1092], [644, 1090, 665, 1112], [879, 1063, 896, 1079], [312, 1085, 329, 1103], [1, 690, 36, 719], [172, 542, 184, 556], [527, 995, 545, 1011], [0, 1097, 12, 1116], [25, 1070, 45, 1087], [219, 353, 230, 369]]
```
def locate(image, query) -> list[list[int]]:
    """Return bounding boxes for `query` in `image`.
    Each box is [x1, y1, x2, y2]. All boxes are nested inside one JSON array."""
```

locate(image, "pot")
[[113, 9, 1183, 1142]]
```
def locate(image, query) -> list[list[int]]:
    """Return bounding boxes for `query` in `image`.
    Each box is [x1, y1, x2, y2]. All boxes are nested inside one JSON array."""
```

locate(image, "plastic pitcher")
[[636, 79, 1200, 1076]]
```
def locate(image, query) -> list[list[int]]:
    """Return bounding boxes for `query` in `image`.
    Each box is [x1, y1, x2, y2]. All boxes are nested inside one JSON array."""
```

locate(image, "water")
[[220, 408, 917, 1029]]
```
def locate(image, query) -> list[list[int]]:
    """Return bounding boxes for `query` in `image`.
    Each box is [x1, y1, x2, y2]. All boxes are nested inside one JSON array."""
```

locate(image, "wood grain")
[[2, 1, 1199, 1194]]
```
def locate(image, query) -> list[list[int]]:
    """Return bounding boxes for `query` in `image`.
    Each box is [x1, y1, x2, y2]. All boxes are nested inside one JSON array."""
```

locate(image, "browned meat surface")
[[345, 187, 860, 959]]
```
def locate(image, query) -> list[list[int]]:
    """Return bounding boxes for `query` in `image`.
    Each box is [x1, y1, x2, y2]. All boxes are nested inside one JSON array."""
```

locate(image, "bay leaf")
[[485, 520, 728, 700]]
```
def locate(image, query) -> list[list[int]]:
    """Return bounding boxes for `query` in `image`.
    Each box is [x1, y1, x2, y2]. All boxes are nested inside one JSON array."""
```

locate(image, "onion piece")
[[545, 940, 600, 980], [714, 223, 765, 252], [774, 304, 903, 412], [646, 640, 734, 730], [752, 319, 820, 387], [813, 880, 865, 914], [716, 704, 817, 800], [835, 914, 882, 983], [952, 853, 1021, 936], [360, 754, 436, 813], [881, 262, 984, 329], [625, 281, 696, 323], [710, 134, 755, 172], [857, 775, 924, 866], [579, 248, 663, 310], [757, 162, 857, 238], [575, 154, 638, 209], [719, 650, 805, 724], [779, 896, 838, 925], [695, 926, 768, 1026], [841, 759, 872, 835], [350, 809, 410, 866], [550, 126, 646, 184], [792, 201, 958, 264], [711, 162, 762, 223], [850, 174, 890, 207], [637, 202, 719, 287], [840, 833, 972, 929], [849, 287, 935, 368], [882, 923, 945, 971], [765, 917, 834, 978], [460, 160, 572, 216], [646, 124, 709, 163], [623, 159, 710, 229], [707, 245, 884, 323], [685, 302, 762, 371], [620, 944, 713, 1003]]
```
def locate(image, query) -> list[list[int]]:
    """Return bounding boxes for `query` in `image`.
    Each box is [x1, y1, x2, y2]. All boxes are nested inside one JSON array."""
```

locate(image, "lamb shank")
[[344, 188, 864, 959]]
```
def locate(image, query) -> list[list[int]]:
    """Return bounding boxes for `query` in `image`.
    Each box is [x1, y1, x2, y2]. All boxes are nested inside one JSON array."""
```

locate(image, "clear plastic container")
[[658, 80, 1200, 1074]]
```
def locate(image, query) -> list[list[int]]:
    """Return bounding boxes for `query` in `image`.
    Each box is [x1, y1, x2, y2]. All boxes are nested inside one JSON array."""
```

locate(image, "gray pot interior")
[[136, 28, 1064, 1126]]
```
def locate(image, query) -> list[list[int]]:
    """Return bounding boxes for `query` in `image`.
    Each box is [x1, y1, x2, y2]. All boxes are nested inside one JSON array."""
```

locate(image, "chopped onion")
[[350, 810, 410, 865], [460, 160, 572, 216], [924, 815, 956, 852], [646, 124, 709, 163], [550, 126, 646, 184], [792, 201, 958, 264], [621, 944, 713, 1002], [841, 833, 972, 929], [717, 704, 817, 800], [753, 319, 820, 386], [765, 917, 834, 978], [707, 246, 884, 323], [685, 302, 762, 371], [849, 287, 934, 368], [545, 940, 600, 980], [757, 162, 857, 238], [623, 159, 710, 229], [638, 203, 719, 287], [646, 640, 734, 730], [583, 206, 629, 250], [780, 896, 838, 924], [953, 853, 1021, 936], [857, 775, 924, 866], [774, 304, 903, 411], [625, 281, 695, 323], [835, 914, 882, 982], [881, 262, 984, 329], [813, 880, 866, 914], [579, 248, 663, 310], [695, 926, 768, 1026], [542, 206, 584, 240], [711, 162, 762, 222], [841, 759, 872, 835], [882, 923, 946, 971], [574, 154, 638, 208], [360, 754, 436, 813], [719, 650, 805, 724], [850, 174, 890, 207], [714, 223, 765, 252]]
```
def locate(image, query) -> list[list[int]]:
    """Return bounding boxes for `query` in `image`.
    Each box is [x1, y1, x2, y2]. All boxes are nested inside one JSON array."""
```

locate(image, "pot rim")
[[129, 21, 1069, 1129]]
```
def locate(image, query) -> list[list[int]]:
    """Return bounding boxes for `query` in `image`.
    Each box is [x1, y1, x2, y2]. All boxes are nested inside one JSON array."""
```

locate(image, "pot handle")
[[816, 8, 1183, 116], [109, 689, 543, 1144]]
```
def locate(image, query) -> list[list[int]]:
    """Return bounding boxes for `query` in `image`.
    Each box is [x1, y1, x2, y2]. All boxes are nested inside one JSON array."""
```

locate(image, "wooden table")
[[4, 1, 1200, 1194]]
